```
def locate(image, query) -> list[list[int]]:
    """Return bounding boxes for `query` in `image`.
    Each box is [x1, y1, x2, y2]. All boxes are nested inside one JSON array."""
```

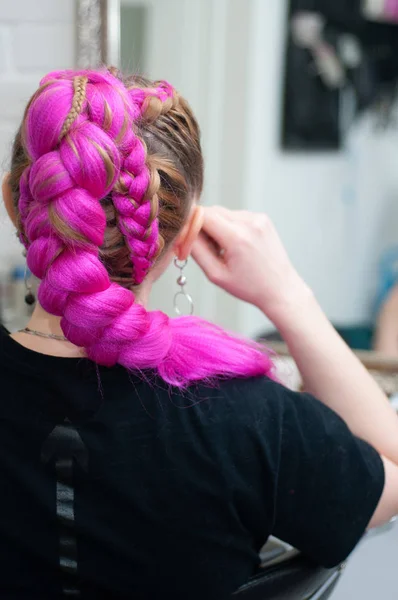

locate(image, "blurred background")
[[2, 1, 398, 350], [1, 1, 398, 596]]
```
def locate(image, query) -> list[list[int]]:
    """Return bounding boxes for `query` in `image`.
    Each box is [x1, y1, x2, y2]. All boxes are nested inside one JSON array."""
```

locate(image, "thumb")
[[191, 232, 226, 286], [200, 207, 236, 250]]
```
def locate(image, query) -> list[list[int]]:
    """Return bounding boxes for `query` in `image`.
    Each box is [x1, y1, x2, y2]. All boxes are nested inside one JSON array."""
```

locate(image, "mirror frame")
[[76, 0, 120, 68]]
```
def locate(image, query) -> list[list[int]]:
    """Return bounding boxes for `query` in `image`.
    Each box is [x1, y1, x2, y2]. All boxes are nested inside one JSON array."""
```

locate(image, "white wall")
[[0, 0, 75, 269]]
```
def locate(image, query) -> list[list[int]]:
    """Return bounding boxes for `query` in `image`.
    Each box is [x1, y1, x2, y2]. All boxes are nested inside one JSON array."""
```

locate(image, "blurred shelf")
[[265, 341, 398, 397], [266, 341, 398, 373]]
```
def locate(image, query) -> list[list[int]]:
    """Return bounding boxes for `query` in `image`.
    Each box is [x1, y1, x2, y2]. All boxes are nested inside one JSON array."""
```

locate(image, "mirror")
[[75, 0, 398, 357]]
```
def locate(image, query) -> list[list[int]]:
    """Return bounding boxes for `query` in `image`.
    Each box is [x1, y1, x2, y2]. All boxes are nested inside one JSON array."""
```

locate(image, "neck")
[[28, 282, 151, 334], [12, 304, 83, 358], [21, 306, 82, 357], [11, 284, 151, 358], [27, 303, 65, 337]]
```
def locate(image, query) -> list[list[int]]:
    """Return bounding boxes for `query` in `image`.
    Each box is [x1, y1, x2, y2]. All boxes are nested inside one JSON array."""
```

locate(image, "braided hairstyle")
[[9, 68, 273, 387]]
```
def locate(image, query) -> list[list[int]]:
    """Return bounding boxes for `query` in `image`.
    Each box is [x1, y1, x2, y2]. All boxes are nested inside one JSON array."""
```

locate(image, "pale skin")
[[374, 285, 398, 357], [3, 177, 398, 529]]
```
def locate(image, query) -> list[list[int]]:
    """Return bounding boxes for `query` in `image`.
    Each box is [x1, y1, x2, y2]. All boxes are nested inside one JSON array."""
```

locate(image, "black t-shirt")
[[0, 326, 384, 599]]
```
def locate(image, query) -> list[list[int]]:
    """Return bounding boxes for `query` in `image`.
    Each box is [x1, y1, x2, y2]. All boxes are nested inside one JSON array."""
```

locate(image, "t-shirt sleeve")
[[216, 377, 385, 568], [271, 384, 385, 567]]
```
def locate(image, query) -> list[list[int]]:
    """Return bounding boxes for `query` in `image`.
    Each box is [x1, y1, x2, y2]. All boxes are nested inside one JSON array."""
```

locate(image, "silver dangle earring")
[[24, 263, 36, 306], [173, 258, 194, 316]]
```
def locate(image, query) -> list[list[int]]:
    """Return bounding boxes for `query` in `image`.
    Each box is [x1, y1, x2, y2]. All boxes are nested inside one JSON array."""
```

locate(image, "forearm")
[[262, 281, 398, 466]]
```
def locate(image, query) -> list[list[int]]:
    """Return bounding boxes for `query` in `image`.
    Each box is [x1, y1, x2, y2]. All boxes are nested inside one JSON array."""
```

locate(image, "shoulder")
[[192, 375, 298, 409], [163, 375, 295, 431], [165, 375, 351, 447], [176, 375, 286, 405]]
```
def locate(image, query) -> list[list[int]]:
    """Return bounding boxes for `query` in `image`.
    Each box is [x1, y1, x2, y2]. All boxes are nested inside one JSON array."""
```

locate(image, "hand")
[[191, 206, 309, 318]]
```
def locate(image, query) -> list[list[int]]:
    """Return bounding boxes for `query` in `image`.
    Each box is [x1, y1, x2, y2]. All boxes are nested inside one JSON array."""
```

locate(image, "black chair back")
[[234, 554, 343, 600]]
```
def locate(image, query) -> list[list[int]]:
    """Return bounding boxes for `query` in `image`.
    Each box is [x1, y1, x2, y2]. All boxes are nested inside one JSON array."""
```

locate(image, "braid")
[[60, 76, 88, 138], [111, 126, 159, 285], [14, 68, 274, 387], [19, 71, 175, 367], [112, 82, 176, 284]]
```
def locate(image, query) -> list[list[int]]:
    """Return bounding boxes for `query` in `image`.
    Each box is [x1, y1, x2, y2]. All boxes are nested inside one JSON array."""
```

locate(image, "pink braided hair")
[[16, 68, 274, 387]]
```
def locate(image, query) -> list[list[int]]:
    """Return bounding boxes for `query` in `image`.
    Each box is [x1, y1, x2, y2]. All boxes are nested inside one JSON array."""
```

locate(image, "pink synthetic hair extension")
[[18, 69, 274, 387]]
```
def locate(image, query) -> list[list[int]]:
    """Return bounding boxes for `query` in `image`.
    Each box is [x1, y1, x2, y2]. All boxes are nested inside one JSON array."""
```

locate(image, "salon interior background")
[[0, 0, 397, 339]]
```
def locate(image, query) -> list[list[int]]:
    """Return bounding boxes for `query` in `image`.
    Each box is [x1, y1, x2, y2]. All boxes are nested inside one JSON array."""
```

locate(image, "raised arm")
[[192, 206, 398, 526]]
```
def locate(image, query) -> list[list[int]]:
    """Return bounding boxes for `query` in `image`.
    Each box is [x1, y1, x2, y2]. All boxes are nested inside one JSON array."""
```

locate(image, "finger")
[[200, 230, 221, 256], [200, 207, 236, 249], [209, 206, 263, 226], [228, 209, 252, 222], [211, 205, 234, 220], [191, 233, 225, 285], [219, 208, 256, 224]]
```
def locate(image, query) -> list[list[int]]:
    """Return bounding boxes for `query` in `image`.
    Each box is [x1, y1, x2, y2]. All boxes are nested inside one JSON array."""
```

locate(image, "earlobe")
[[2, 173, 17, 226], [175, 205, 204, 261]]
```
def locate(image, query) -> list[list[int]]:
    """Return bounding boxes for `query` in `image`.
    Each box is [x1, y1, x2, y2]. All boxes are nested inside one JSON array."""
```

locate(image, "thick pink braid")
[[19, 68, 274, 387]]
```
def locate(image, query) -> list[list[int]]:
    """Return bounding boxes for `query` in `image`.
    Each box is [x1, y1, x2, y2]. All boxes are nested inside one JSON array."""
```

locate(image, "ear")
[[174, 205, 204, 261], [2, 173, 17, 226]]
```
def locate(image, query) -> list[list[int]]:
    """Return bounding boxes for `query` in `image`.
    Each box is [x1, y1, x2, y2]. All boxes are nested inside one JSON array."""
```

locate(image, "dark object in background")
[[282, 0, 398, 151], [282, 13, 341, 150], [334, 324, 374, 351], [234, 553, 343, 599]]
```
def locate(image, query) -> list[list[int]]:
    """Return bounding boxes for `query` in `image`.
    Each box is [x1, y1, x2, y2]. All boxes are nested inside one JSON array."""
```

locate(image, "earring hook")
[[173, 258, 194, 316]]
